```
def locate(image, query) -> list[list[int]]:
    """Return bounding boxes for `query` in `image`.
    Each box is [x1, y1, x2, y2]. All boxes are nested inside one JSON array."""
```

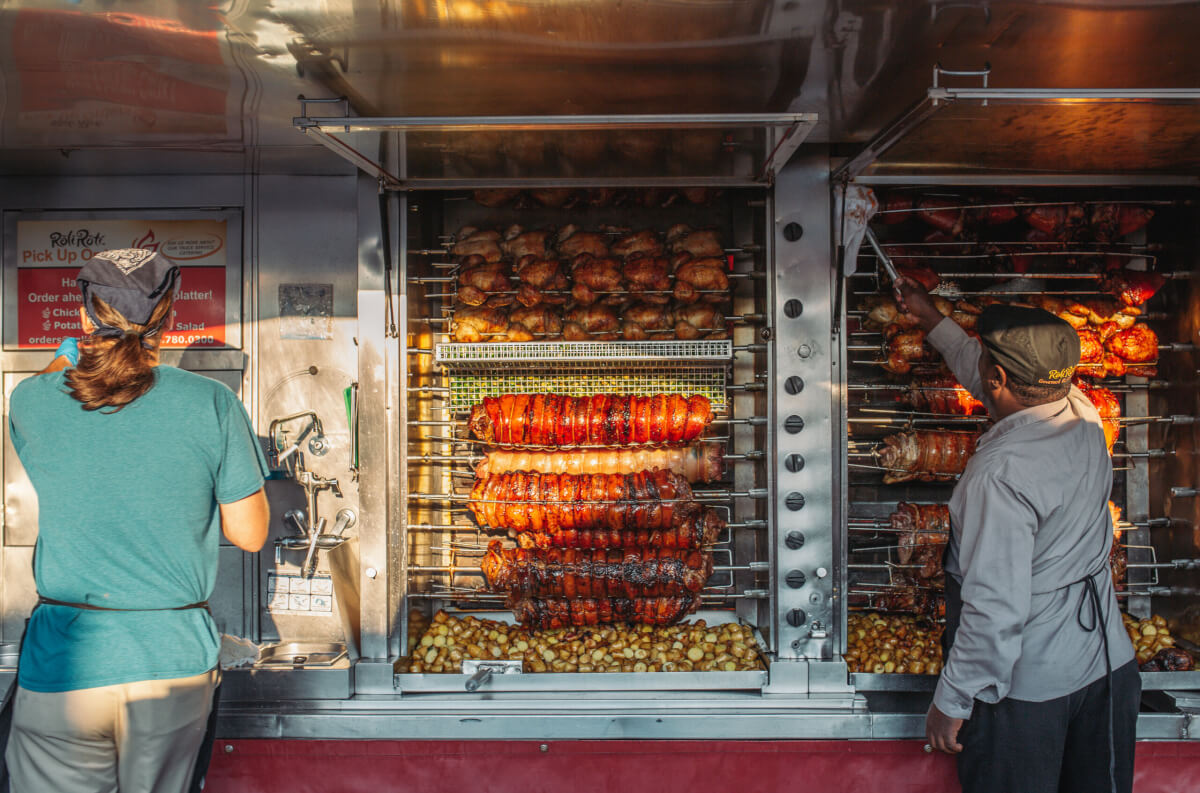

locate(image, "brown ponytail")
[[65, 293, 174, 412]]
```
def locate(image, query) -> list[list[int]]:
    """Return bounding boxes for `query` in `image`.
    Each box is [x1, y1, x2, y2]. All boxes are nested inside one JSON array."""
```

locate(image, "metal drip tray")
[[257, 642, 347, 668]]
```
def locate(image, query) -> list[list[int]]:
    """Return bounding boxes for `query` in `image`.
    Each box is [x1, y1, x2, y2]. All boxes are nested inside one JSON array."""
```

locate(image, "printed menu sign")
[[15, 218, 229, 348]]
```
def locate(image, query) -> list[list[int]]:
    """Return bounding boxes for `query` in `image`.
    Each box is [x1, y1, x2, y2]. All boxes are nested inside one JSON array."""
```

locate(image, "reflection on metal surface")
[[0, 2, 1199, 152], [294, 112, 816, 185], [862, 97, 1200, 177]]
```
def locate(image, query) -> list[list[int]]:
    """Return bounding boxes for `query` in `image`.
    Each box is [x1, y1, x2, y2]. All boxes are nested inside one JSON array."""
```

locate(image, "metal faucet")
[[275, 508, 357, 577], [269, 409, 354, 577]]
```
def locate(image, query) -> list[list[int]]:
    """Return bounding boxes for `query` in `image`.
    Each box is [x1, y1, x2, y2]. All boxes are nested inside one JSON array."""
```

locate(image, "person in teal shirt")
[[4, 249, 270, 793]]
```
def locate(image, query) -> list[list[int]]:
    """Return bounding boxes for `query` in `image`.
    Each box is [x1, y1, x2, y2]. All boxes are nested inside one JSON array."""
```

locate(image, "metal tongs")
[[864, 227, 902, 284], [864, 226, 969, 300]]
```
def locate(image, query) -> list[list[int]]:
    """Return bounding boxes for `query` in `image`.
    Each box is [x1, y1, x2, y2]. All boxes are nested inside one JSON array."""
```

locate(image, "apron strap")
[[36, 595, 209, 612], [1074, 568, 1116, 793]]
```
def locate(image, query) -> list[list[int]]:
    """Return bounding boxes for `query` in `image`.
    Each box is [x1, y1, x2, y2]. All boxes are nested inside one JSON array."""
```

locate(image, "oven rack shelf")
[[434, 339, 734, 370]]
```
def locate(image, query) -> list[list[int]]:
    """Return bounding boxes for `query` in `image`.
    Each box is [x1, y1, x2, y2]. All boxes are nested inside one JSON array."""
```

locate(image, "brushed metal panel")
[[1, 545, 34, 641], [771, 155, 836, 661], [3, 371, 37, 547]]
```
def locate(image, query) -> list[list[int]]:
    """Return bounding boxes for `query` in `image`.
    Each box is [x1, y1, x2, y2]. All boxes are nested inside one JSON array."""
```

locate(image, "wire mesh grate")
[[435, 340, 733, 371], [446, 367, 730, 413]]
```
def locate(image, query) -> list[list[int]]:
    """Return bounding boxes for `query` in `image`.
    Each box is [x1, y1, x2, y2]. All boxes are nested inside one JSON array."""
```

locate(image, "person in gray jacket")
[[895, 277, 1139, 793]]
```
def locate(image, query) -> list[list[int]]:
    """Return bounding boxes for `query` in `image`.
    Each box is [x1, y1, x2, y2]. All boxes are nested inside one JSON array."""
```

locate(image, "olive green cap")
[[977, 304, 1080, 386]]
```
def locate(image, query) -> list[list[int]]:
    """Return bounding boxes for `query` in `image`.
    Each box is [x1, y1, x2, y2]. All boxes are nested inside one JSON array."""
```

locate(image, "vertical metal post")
[[1126, 382, 1151, 619], [769, 155, 837, 663], [354, 171, 394, 691]]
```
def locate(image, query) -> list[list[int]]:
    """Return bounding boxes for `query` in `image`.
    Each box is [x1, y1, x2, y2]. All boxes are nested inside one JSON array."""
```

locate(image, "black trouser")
[[956, 659, 1141, 793]]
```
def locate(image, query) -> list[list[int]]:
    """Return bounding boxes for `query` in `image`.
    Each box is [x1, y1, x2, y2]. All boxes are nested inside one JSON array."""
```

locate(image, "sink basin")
[[257, 642, 347, 667]]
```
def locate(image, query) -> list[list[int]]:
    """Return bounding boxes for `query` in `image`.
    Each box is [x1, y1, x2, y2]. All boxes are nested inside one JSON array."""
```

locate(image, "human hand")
[[893, 276, 945, 332], [925, 703, 964, 754], [53, 337, 79, 366]]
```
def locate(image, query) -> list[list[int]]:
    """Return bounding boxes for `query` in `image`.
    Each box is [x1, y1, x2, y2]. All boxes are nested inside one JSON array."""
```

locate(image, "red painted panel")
[[201, 739, 1200, 793]]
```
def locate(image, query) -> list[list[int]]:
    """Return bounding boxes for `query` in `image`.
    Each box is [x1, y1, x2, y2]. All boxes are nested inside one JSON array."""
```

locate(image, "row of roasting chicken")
[[448, 224, 732, 342], [872, 381, 1120, 484], [877, 193, 1155, 245], [468, 393, 715, 447], [452, 301, 731, 342], [854, 501, 1126, 616], [458, 393, 725, 627], [865, 294, 1160, 378], [452, 224, 730, 306]]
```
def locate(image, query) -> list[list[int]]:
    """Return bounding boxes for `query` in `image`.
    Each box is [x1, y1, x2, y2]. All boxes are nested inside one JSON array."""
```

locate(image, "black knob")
[[783, 299, 803, 319], [785, 492, 806, 511], [784, 377, 804, 395], [784, 454, 805, 473], [786, 608, 807, 627], [784, 414, 805, 433], [785, 531, 805, 550], [782, 222, 804, 242], [786, 569, 807, 589]]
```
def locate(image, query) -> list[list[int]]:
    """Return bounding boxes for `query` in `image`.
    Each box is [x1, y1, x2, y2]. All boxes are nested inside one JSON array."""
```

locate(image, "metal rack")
[[841, 187, 1200, 689], [399, 187, 778, 691]]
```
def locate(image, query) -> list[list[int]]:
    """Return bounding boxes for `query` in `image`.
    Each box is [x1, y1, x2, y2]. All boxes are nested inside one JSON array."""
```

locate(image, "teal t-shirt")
[[9, 366, 268, 692]]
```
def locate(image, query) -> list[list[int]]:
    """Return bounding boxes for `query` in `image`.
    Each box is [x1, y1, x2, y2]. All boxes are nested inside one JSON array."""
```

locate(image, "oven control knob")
[[786, 608, 807, 627], [785, 569, 807, 589], [785, 531, 805, 550]]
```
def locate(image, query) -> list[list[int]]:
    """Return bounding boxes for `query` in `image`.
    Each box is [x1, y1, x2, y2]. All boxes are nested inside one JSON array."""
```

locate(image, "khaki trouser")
[[5, 668, 218, 793]]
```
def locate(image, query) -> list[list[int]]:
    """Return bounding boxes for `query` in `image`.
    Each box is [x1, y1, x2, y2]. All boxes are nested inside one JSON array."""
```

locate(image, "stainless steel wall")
[[0, 167, 361, 647]]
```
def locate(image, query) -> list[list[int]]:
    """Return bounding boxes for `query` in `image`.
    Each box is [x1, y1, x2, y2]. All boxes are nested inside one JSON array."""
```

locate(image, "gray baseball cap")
[[978, 304, 1081, 386], [76, 248, 179, 329]]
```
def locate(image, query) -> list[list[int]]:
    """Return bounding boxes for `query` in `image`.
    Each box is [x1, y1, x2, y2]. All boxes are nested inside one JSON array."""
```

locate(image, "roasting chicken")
[[1078, 328, 1105, 364], [889, 503, 950, 584], [452, 229, 503, 261], [450, 306, 510, 342], [513, 256, 569, 306], [483, 541, 713, 598], [904, 376, 985, 416], [508, 594, 700, 629], [917, 197, 967, 238], [508, 306, 564, 337], [457, 260, 512, 307], [501, 227, 552, 260], [563, 305, 620, 340], [876, 431, 978, 484], [1105, 324, 1158, 363], [673, 303, 727, 340], [882, 328, 940, 375], [570, 256, 624, 305], [469, 393, 715, 446], [624, 302, 674, 332], [1099, 268, 1166, 308], [871, 587, 945, 620], [673, 258, 730, 304], [475, 444, 726, 484], [1075, 381, 1121, 452], [557, 226, 611, 259], [623, 256, 673, 304], [879, 192, 914, 223], [667, 226, 724, 259], [515, 506, 725, 551], [1091, 204, 1155, 242], [863, 295, 936, 332], [612, 230, 664, 259], [468, 469, 695, 534]]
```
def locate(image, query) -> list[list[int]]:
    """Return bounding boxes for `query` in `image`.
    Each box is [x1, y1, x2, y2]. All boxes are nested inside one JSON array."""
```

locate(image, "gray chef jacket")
[[927, 318, 1134, 720]]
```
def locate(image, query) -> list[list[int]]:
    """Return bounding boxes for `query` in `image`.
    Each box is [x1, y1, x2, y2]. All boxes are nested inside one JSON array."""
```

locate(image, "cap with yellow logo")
[[977, 304, 1081, 386]]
